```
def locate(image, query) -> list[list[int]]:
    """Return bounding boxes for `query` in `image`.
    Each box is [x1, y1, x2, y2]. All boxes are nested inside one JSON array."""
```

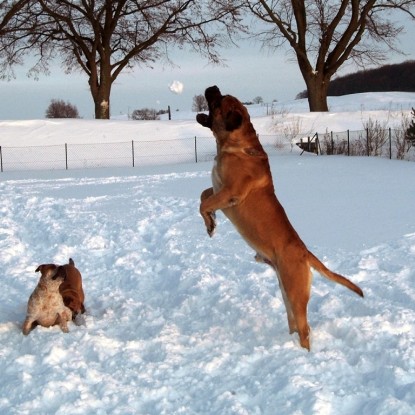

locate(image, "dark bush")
[[45, 99, 80, 118], [131, 108, 160, 120]]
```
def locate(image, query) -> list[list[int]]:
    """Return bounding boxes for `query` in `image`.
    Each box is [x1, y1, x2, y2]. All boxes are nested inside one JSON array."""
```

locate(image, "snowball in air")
[[169, 80, 184, 95]]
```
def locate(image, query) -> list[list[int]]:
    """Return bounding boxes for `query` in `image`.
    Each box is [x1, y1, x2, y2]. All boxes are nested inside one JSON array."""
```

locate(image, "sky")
[[0, 13, 414, 120]]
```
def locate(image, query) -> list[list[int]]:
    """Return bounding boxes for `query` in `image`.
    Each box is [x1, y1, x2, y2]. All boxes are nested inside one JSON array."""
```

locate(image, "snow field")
[[0, 152, 414, 414], [1, 92, 415, 414]]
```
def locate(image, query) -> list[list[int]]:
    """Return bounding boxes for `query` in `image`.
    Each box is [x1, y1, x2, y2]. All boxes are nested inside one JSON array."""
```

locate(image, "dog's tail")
[[308, 251, 364, 297]]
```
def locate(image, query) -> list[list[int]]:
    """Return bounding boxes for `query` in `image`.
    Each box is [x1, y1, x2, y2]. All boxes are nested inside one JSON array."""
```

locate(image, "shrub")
[[405, 107, 415, 142], [192, 94, 208, 112], [131, 108, 160, 120], [45, 99, 80, 118], [363, 117, 389, 156]]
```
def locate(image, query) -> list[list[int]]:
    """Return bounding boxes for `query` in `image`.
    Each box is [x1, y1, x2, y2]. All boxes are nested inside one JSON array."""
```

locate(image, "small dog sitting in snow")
[[22, 264, 72, 335], [59, 258, 86, 321]]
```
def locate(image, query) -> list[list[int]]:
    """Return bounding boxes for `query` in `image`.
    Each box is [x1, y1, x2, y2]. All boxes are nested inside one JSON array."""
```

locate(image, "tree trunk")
[[303, 72, 330, 112], [94, 95, 110, 119], [88, 62, 112, 119]]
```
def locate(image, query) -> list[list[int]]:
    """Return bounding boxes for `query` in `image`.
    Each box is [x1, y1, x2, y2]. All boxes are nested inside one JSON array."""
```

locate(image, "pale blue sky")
[[1, 15, 414, 120]]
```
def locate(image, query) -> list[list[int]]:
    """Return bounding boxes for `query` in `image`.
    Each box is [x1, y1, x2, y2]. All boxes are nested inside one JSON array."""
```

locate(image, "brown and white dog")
[[22, 264, 72, 335], [197, 85, 364, 350], [59, 258, 85, 319]]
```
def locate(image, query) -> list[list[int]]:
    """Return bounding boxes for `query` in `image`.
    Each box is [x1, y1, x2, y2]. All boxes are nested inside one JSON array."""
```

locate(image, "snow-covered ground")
[[1, 92, 415, 414], [1, 91, 415, 147]]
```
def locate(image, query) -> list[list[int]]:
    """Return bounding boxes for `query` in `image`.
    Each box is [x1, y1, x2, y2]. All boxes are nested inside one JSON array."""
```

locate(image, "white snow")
[[0, 92, 415, 414], [169, 80, 184, 95]]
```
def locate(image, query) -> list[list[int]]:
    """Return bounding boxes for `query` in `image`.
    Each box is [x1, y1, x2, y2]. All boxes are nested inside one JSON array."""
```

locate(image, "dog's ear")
[[196, 113, 211, 128], [225, 108, 243, 131], [35, 265, 42, 273]]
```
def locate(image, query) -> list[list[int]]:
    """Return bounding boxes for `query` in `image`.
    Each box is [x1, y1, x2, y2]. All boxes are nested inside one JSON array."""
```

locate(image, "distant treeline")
[[296, 60, 415, 99]]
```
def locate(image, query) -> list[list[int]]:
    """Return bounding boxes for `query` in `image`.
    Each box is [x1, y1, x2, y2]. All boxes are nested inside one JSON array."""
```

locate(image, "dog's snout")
[[52, 266, 67, 281], [205, 85, 222, 106]]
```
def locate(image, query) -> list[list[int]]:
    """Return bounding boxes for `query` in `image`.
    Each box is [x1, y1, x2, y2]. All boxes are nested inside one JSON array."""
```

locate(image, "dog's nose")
[[52, 266, 66, 281], [205, 85, 222, 104]]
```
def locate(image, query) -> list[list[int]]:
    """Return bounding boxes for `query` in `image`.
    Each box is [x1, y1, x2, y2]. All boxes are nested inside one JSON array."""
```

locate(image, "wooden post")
[[65, 143, 68, 170], [389, 128, 392, 160], [347, 130, 350, 156], [132, 140, 135, 167]]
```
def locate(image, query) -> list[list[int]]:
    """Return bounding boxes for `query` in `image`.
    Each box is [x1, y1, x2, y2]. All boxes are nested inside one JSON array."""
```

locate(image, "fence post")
[[316, 133, 321, 154], [65, 143, 68, 170], [0, 146, 2, 172], [389, 128, 392, 160], [331, 131, 334, 154], [347, 130, 350, 156], [195, 136, 198, 163], [132, 140, 135, 167], [315, 133, 319, 155]]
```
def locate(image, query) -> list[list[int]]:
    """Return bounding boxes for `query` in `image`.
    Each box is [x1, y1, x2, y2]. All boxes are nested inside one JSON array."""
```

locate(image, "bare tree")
[[252, 96, 263, 104], [192, 94, 208, 112], [45, 99, 79, 118], [131, 108, 160, 120], [246, 0, 415, 112], [1, 1, 245, 119], [0, 0, 29, 35], [0, 0, 32, 79]]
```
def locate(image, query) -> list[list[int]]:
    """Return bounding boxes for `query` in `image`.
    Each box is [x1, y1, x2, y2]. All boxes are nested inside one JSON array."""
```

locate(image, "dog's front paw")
[[207, 224, 216, 237], [206, 212, 216, 237], [201, 211, 216, 237]]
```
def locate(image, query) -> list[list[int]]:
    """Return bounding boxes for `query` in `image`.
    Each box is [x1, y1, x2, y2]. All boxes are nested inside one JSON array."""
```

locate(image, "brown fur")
[[59, 258, 85, 319], [22, 264, 72, 335], [197, 85, 363, 350]]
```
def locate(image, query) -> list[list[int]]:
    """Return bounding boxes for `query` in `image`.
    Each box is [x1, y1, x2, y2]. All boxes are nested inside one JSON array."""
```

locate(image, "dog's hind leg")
[[279, 281, 298, 335], [290, 295, 311, 351], [278, 263, 312, 351], [267, 261, 299, 337], [258, 255, 311, 350]]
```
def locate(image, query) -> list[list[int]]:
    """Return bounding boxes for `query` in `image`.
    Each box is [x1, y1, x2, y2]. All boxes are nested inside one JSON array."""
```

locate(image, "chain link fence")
[[0, 137, 218, 172], [297, 128, 415, 160], [0, 130, 414, 172]]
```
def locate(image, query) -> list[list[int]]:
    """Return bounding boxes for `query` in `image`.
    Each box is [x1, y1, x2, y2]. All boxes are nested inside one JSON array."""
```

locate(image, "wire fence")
[[298, 128, 415, 160], [0, 137, 218, 172], [1, 129, 414, 172]]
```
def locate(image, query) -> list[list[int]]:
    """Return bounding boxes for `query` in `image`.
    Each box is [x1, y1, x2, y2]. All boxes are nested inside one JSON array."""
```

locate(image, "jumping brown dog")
[[59, 258, 86, 319], [197, 85, 363, 350], [22, 264, 72, 335]]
